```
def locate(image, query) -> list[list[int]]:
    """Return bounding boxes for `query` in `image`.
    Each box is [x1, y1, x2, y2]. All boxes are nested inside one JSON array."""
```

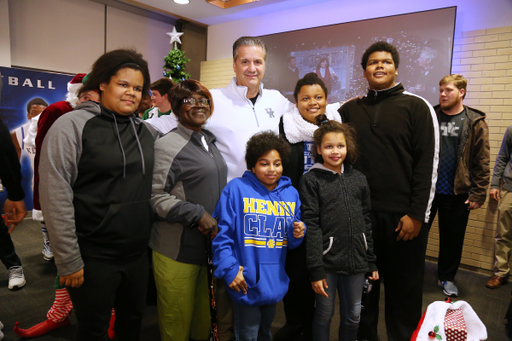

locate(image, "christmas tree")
[[163, 27, 191, 83]]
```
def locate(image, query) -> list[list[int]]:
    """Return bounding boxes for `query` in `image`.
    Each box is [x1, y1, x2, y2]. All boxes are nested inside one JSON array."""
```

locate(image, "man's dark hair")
[[79, 48, 151, 99], [150, 78, 175, 97], [361, 41, 400, 70], [293, 72, 328, 102], [245, 131, 290, 170], [26, 98, 48, 113], [233, 36, 268, 61]]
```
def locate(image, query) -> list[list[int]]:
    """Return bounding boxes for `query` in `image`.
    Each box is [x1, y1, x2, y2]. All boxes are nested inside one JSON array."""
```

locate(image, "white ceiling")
[[119, 0, 335, 26]]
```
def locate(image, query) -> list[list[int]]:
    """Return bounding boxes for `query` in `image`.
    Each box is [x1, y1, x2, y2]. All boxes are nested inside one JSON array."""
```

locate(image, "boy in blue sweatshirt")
[[212, 131, 305, 341]]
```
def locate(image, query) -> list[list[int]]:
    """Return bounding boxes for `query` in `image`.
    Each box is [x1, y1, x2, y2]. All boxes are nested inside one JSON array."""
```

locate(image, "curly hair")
[[312, 114, 359, 165], [245, 131, 291, 170], [293, 72, 328, 102], [169, 79, 214, 118], [361, 41, 400, 71], [79, 48, 151, 99]]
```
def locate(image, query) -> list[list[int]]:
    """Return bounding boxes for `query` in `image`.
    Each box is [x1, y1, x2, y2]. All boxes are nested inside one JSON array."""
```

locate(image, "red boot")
[[108, 310, 116, 340], [14, 317, 70, 338]]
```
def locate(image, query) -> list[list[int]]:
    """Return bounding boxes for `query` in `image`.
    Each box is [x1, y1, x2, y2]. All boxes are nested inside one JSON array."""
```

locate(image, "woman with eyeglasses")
[[150, 79, 227, 341]]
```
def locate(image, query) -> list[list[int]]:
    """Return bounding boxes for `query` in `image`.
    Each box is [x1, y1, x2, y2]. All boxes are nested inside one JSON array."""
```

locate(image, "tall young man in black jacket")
[[339, 41, 439, 341]]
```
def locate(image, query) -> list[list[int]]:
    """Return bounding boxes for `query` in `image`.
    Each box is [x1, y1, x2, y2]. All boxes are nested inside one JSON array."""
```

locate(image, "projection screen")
[[259, 7, 456, 106]]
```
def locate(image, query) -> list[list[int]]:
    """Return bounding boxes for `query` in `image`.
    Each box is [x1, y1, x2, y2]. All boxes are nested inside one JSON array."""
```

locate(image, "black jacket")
[[338, 83, 439, 223], [300, 163, 377, 281]]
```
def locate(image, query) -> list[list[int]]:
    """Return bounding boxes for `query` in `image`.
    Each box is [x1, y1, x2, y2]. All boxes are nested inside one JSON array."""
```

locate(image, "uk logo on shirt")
[[440, 119, 464, 137], [265, 108, 275, 118]]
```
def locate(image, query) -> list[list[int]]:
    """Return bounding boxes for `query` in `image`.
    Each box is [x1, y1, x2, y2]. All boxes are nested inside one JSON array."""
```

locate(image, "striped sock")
[[41, 222, 49, 242], [46, 288, 73, 323]]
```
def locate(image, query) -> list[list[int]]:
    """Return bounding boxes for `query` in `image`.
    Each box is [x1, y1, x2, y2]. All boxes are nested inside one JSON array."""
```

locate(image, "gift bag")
[[410, 299, 487, 341], [444, 308, 467, 341]]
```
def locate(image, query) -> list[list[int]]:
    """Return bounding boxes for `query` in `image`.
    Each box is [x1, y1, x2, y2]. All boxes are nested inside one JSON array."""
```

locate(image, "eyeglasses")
[[182, 98, 211, 107]]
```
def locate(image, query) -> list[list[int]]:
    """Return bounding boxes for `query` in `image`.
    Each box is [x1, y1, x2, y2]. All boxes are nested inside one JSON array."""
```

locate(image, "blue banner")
[[0, 67, 73, 211]]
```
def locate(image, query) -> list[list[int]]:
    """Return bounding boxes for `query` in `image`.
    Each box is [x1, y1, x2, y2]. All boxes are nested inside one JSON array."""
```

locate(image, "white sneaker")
[[7, 266, 26, 290], [438, 280, 458, 297], [42, 240, 54, 261], [0, 321, 3, 341]]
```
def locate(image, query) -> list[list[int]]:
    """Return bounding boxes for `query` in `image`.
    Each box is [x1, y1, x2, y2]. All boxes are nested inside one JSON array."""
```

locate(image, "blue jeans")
[[313, 273, 365, 341], [233, 302, 276, 341]]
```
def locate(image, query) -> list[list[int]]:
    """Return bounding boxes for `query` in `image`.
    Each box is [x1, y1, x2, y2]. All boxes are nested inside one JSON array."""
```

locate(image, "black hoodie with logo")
[[39, 101, 158, 276]]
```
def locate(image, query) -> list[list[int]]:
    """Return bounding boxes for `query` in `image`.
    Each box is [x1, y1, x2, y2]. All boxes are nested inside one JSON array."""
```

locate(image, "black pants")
[[279, 242, 315, 341], [428, 193, 470, 281], [0, 220, 22, 269], [506, 291, 512, 335], [67, 251, 148, 341], [357, 211, 428, 341]]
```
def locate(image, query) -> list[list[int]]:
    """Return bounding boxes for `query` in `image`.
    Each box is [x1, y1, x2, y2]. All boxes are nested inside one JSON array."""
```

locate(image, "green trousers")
[[153, 250, 211, 341]]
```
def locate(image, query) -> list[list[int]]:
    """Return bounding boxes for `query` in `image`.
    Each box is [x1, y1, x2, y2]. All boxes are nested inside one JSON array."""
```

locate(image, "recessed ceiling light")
[[174, 0, 190, 4]]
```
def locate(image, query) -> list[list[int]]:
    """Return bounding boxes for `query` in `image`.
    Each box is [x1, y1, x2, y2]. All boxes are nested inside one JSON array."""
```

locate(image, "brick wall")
[[199, 25, 512, 274], [200, 58, 234, 89], [427, 26, 512, 274]]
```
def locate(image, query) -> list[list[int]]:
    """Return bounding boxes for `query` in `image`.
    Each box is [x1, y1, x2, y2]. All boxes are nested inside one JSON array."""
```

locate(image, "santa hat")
[[411, 299, 487, 341], [66, 73, 87, 108]]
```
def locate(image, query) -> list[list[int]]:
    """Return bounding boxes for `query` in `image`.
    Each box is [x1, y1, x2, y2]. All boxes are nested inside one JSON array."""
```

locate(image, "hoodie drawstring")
[[129, 116, 146, 176], [268, 190, 301, 223], [111, 113, 127, 179], [111, 114, 146, 179]]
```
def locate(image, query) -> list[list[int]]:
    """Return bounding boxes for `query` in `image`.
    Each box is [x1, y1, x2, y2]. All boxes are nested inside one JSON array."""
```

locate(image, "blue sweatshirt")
[[212, 170, 305, 306]]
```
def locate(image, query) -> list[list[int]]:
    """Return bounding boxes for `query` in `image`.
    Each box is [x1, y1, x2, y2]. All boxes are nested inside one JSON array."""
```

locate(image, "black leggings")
[[67, 252, 148, 341]]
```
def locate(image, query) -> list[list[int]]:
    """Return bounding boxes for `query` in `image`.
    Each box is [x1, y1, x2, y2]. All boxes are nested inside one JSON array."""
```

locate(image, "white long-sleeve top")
[[207, 77, 295, 182]]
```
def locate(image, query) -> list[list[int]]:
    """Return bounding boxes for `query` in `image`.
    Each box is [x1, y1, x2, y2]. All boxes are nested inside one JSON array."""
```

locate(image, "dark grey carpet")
[[0, 219, 509, 340]]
